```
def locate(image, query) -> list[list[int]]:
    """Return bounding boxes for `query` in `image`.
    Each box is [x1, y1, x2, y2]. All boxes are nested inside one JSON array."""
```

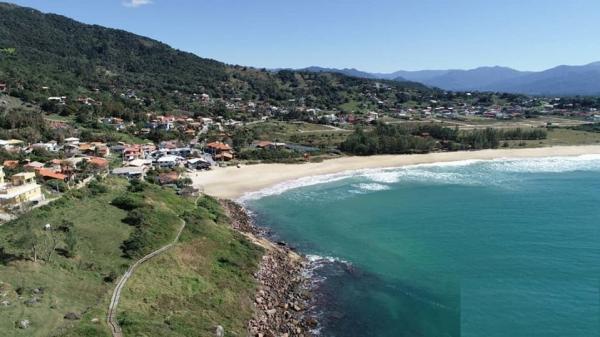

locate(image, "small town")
[[1, 84, 600, 220], [2, 2, 600, 337]]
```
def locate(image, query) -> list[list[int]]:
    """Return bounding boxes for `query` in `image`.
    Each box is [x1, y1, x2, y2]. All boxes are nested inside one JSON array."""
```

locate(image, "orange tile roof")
[[206, 141, 232, 151], [2, 160, 19, 169], [37, 168, 67, 180], [88, 157, 108, 167]]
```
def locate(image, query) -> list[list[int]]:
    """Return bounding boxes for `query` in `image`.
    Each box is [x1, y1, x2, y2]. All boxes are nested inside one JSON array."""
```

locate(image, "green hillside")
[[0, 178, 262, 337], [0, 2, 430, 114]]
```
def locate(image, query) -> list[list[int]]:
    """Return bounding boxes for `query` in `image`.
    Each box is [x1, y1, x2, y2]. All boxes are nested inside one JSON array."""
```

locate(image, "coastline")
[[210, 145, 600, 336], [220, 200, 316, 337], [190, 145, 600, 199]]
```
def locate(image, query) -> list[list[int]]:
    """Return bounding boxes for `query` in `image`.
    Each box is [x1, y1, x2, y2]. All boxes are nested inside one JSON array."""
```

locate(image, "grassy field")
[[0, 179, 131, 337], [503, 127, 600, 148], [245, 121, 351, 149], [0, 178, 262, 337], [118, 197, 262, 337]]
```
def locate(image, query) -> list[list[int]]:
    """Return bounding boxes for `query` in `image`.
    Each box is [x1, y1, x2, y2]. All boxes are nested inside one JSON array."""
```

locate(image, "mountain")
[[301, 63, 600, 96], [482, 62, 600, 96], [413, 66, 531, 92], [300, 66, 382, 79], [0, 2, 428, 113]]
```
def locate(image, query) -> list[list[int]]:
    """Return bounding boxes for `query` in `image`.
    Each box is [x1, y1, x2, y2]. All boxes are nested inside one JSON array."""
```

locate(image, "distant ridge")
[[300, 62, 600, 96]]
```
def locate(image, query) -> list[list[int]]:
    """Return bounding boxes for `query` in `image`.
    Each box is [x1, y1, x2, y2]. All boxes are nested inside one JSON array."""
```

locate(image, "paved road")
[[107, 218, 187, 337]]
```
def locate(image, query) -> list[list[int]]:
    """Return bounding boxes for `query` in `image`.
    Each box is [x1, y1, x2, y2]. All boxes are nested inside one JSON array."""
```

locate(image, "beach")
[[190, 145, 600, 199]]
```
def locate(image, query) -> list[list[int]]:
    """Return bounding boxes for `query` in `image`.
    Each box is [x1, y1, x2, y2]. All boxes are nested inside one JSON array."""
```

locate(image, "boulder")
[[215, 325, 224, 337], [18, 319, 30, 329]]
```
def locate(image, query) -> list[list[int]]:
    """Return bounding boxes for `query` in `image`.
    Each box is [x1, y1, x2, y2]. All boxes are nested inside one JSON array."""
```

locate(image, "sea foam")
[[238, 155, 600, 202]]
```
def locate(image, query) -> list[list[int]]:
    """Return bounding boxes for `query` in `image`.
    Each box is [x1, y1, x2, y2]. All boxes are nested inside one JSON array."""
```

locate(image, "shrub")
[[111, 194, 143, 211]]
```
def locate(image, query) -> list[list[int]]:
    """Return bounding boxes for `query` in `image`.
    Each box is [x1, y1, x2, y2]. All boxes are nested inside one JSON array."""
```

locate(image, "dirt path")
[[106, 218, 187, 337]]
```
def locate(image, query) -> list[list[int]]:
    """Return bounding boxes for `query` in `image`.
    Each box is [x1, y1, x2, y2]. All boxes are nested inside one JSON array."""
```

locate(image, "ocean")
[[242, 155, 600, 337]]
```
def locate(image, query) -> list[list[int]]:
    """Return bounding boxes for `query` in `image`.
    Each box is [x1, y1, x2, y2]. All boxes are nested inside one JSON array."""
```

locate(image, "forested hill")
[[0, 2, 430, 112]]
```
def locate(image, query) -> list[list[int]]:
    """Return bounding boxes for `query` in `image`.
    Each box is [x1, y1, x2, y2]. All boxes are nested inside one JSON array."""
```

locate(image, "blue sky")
[[8, 0, 600, 72]]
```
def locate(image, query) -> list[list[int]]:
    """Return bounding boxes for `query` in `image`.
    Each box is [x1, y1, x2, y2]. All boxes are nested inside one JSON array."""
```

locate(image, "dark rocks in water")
[[220, 200, 316, 337], [64, 312, 81, 320]]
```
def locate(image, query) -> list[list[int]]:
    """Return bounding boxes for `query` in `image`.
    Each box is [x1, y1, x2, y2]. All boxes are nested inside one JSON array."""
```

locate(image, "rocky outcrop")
[[221, 200, 318, 337]]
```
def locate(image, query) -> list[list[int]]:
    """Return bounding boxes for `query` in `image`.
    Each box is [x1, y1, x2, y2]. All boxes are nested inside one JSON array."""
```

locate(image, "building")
[[112, 166, 147, 180], [36, 168, 67, 182], [155, 155, 182, 169], [23, 161, 45, 172], [0, 168, 44, 211], [206, 141, 233, 161], [0, 82, 7, 93]]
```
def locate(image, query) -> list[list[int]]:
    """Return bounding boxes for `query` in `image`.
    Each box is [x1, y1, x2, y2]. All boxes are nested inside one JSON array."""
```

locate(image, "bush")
[[123, 209, 145, 227], [45, 180, 68, 192], [88, 180, 108, 195], [111, 194, 143, 211], [127, 179, 147, 193]]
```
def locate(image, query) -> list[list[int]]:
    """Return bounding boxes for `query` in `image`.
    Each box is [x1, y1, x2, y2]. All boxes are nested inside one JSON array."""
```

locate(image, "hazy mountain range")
[[301, 62, 600, 96]]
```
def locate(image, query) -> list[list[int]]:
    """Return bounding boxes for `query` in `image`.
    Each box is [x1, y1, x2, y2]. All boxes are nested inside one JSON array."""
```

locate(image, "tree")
[[65, 230, 78, 258], [15, 226, 41, 262]]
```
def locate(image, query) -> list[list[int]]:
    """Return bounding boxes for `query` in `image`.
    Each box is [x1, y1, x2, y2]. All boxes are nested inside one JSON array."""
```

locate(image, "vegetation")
[[340, 123, 548, 155], [0, 178, 262, 337], [118, 196, 263, 337], [0, 3, 429, 123]]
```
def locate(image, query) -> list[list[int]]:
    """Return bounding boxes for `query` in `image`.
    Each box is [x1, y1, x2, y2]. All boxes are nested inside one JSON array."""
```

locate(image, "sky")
[[7, 0, 600, 72]]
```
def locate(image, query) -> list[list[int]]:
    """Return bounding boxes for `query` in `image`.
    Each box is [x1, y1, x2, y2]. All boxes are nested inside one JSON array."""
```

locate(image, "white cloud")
[[123, 0, 153, 8]]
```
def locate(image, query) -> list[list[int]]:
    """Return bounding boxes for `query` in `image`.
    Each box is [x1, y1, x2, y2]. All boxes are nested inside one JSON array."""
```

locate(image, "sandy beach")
[[189, 145, 600, 199]]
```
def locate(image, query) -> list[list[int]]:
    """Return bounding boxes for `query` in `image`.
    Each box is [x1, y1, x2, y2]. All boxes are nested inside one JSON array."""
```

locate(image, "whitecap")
[[238, 155, 600, 202]]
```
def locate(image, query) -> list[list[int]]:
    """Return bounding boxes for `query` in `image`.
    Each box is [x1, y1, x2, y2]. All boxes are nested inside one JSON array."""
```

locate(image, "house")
[[64, 137, 80, 146], [186, 158, 211, 170], [126, 159, 153, 168], [48, 96, 67, 104], [206, 141, 233, 161], [123, 145, 144, 161], [112, 166, 147, 180], [32, 141, 58, 152], [86, 157, 109, 171], [0, 168, 44, 211], [0, 139, 24, 152], [254, 141, 287, 149], [23, 161, 45, 172], [2, 160, 19, 170], [0, 82, 7, 93], [214, 152, 233, 161], [63, 144, 80, 157], [36, 168, 67, 182], [155, 155, 182, 169]]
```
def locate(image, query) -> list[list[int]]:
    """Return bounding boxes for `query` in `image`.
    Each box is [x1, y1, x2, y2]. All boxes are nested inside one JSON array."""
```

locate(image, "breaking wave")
[[238, 155, 600, 202]]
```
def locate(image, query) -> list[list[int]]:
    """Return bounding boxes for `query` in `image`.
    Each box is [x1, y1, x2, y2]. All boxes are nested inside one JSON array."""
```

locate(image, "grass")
[[0, 178, 131, 337], [502, 128, 600, 148], [0, 179, 263, 337], [117, 197, 263, 337], [245, 121, 351, 149]]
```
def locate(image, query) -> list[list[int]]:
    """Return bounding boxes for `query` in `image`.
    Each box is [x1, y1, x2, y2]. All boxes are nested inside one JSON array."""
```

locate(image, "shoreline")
[[213, 145, 600, 337], [190, 145, 600, 199], [220, 200, 316, 337]]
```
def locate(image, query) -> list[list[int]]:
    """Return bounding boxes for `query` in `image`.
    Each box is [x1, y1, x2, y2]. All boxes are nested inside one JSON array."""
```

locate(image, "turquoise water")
[[243, 156, 600, 337]]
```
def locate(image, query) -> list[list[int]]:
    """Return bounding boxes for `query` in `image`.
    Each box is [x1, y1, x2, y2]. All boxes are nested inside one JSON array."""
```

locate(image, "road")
[[107, 218, 187, 337]]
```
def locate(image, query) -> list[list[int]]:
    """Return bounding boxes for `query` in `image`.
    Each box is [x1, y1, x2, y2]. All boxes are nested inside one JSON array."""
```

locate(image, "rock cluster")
[[221, 200, 318, 337]]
